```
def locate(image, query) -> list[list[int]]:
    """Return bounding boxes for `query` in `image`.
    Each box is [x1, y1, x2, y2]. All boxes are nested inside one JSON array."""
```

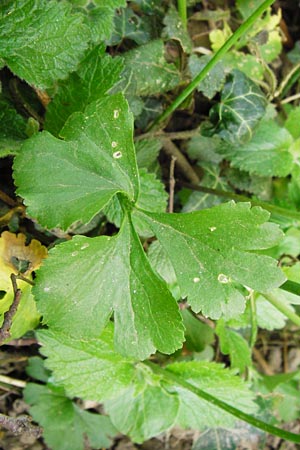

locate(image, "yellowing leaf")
[[0, 231, 47, 289]]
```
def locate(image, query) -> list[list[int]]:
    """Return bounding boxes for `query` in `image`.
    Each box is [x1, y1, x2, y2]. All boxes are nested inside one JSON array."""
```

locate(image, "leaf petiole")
[[262, 292, 300, 327], [145, 361, 300, 443]]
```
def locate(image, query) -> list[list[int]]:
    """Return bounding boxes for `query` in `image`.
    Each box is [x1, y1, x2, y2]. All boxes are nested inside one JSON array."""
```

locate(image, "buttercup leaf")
[[14, 94, 139, 230], [137, 202, 285, 319], [34, 216, 184, 359]]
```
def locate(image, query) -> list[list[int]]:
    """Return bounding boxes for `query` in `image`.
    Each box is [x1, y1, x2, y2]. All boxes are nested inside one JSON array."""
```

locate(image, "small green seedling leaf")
[[24, 383, 116, 450], [14, 94, 139, 230], [0, 0, 89, 88], [137, 202, 285, 319]]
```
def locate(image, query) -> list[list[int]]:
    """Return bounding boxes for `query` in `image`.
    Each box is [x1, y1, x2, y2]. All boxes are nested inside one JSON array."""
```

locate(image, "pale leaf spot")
[[218, 273, 230, 284], [113, 151, 122, 159]]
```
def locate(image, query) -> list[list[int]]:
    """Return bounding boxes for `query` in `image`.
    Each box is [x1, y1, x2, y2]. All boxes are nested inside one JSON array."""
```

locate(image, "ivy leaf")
[[166, 361, 257, 429], [209, 70, 267, 143], [216, 320, 251, 373], [14, 94, 139, 230], [24, 383, 117, 450], [218, 120, 294, 177], [137, 202, 285, 319], [115, 40, 181, 97], [107, 7, 151, 46], [34, 216, 184, 359], [192, 424, 262, 450], [188, 55, 226, 99], [236, 0, 266, 19], [163, 5, 192, 53], [0, 0, 89, 88], [45, 45, 124, 136]]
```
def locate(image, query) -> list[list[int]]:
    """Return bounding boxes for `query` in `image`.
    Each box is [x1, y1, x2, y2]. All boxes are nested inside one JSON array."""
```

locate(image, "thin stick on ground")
[[162, 139, 200, 185], [169, 156, 177, 213], [0, 274, 22, 344]]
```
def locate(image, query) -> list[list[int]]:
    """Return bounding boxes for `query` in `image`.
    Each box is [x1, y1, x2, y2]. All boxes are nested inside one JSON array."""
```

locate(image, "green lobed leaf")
[[0, 96, 27, 157], [37, 324, 135, 401], [256, 288, 300, 330], [137, 202, 286, 320], [14, 94, 139, 230], [182, 163, 230, 212], [105, 366, 180, 443], [285, 106, 300, 140], [0, 0, 90, 88], [34, 215, 184, 359], [181, 309, 215, 353], [36, 327, 258, 443], [45, 45, 124, 136], [105, 168, 168, 237], [0, 282, 40, 341], [216, 320, 251, 373], [135, 138, 162, 170], [217, 120, 294, 177], [24, 383, 116, 450], [147, 240, 180, 300], [166, 361, 258, 429], [209, 70, 267, 143], [77, 0, 126, 43]]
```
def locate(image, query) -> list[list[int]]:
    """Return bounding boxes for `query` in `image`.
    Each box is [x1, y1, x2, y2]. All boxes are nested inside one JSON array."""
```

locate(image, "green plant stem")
[[145, 361, 300, 443], [262, 292, 300, 327], [249, 293, 258, 349], [179, 180, 300, 221], [177, 0, 187, 29], [149, 0, 275, 130]]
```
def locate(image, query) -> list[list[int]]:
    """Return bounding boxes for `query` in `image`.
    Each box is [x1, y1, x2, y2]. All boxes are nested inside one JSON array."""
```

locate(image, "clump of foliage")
[[1, 0, 300, 448]]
